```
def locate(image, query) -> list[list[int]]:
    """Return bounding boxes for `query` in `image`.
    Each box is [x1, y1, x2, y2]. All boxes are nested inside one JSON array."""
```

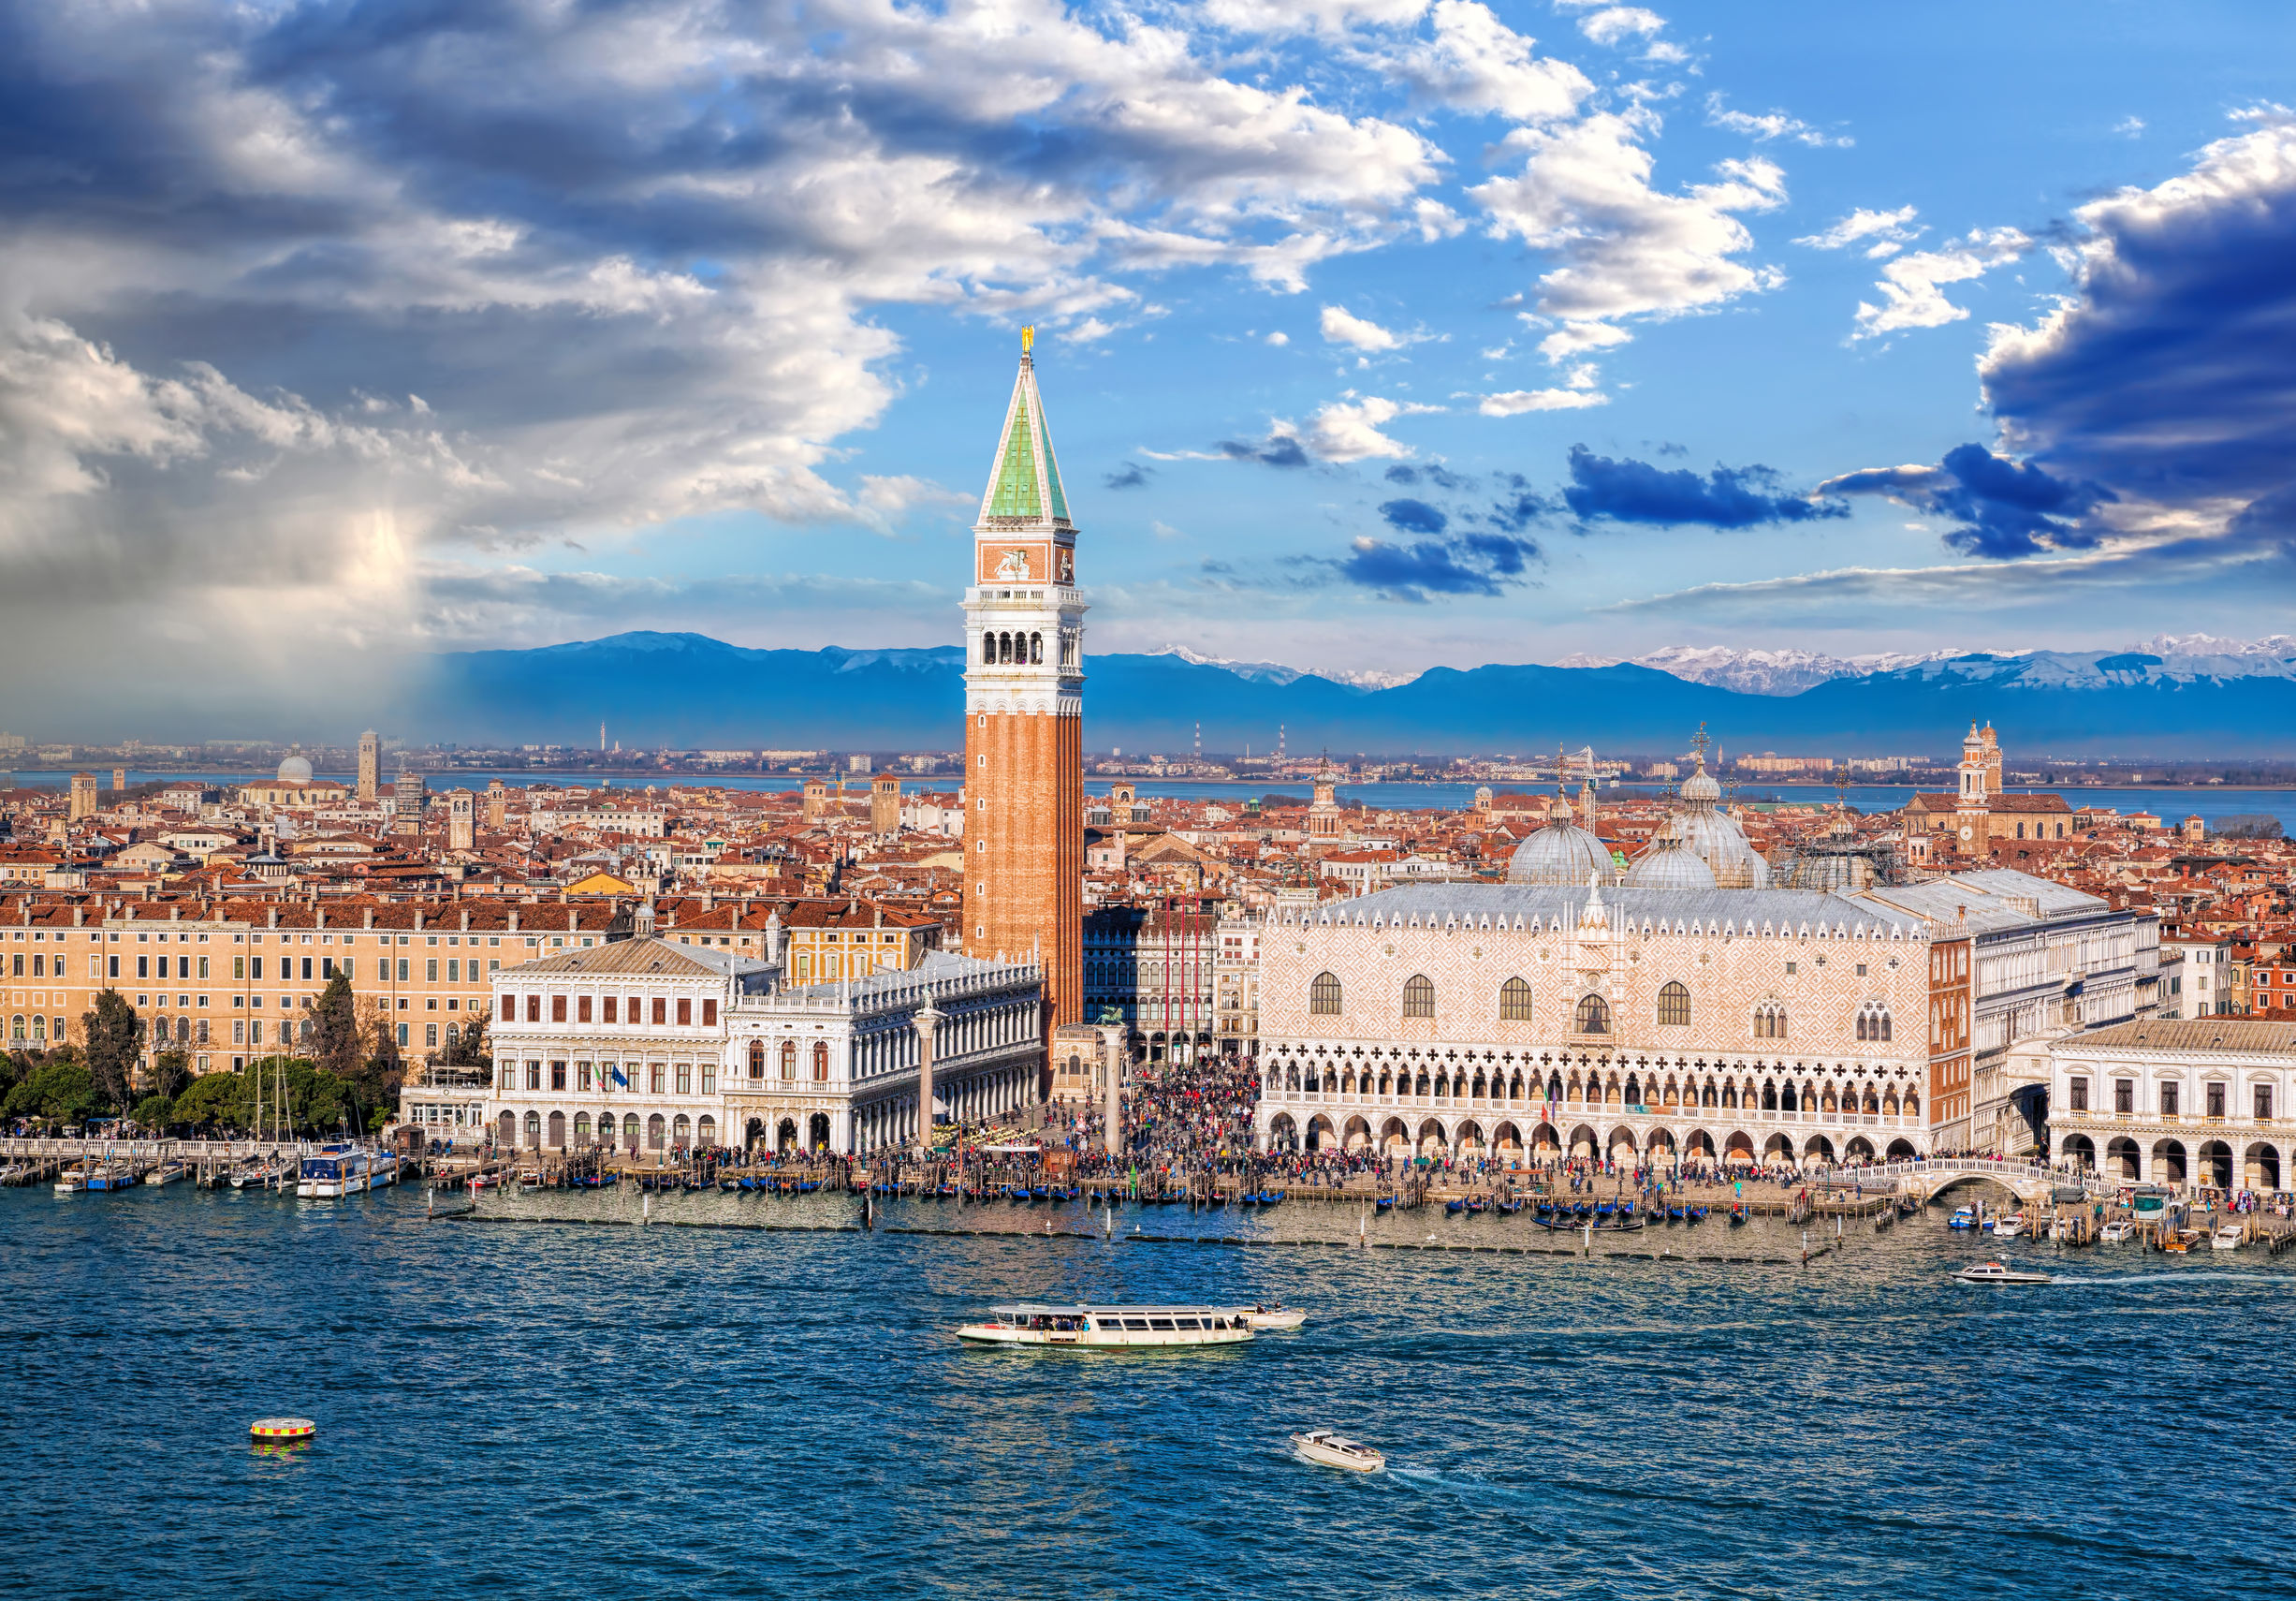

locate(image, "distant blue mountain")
[[405, 632, 2296, 757]]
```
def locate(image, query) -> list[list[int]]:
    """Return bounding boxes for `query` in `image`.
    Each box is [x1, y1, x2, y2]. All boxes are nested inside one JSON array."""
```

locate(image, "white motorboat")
[[1989, 1212, 2025, 1239], [2099, 1220, 2136, 1242], [1291, 1429, 1385, 1473], [2211, 1224, 2244, 1251], [1957, 1260, 2053, 1285], [2048, 1214, 2076, 1241], [956, 1303, 1256, 1349], [145, 1161, 186, 1187], [1246, 1304, 1308, 1331], [53, 1165, 89, 1195]]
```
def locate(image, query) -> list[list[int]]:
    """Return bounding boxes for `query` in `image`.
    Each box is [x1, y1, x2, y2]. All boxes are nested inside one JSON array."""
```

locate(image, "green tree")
[[175, 1069, 251, 1131], [151, 1049, 194, 1101], [312, 973, 362, 1082], [132, 1093, 176, 1129], [2, 1061, 102, 1124], [80, 990, 143, 1109]]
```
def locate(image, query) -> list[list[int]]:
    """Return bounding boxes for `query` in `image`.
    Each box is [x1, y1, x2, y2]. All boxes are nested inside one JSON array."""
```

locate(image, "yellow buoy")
[[250, 1417, 316, 1442]]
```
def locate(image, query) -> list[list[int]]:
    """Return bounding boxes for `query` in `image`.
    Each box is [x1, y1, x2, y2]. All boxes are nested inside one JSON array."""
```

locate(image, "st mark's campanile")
[[961, 329, 1084, 1036]]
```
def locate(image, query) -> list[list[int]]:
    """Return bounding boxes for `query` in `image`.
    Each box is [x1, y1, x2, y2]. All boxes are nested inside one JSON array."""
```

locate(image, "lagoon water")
[[4, 1182, 2292, 1599]]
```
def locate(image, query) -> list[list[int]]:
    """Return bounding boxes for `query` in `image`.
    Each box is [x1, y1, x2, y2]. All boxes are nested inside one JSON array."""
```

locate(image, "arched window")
[[622, 1112, 639, 1149], [574, 1112, 591, 1144], [1856, 1003, 1892, 1042], [1754, 1003, 1788, 1040], [1309, 972, 1342, 1016], [749, 1039, 766, 1080], [1029, 631, 1043, 664], [1574, 994, 1610, 1035], [1402, 975, 1435, 1018], [812, 1041, 830, 1080], [780, 1040, 797, 1080], [1658, 981, 1691, 1028], [1499, 977, 1533, 1021], [981, 633, 995, 665], [523, 1110, 541, 1147], [647, 1113, 665, 1150]]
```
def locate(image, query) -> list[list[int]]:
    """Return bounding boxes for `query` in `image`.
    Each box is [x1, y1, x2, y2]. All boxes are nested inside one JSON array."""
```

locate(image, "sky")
[[3, 0, 2295, 732]]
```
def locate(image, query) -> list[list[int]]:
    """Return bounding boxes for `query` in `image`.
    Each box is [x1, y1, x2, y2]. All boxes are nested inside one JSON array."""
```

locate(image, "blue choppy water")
[[3, 1183, 2289, 1599]]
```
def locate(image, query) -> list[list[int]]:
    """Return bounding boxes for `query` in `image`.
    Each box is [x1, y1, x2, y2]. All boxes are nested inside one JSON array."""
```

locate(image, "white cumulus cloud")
[[1852, 228, 2030, 338], [1474, 388, 1610, 416], [1321, 305, 1403, 350]]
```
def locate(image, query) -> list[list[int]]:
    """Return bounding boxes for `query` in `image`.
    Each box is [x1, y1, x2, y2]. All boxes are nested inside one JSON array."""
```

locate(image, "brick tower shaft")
[[962, 330, 1086, 1046]]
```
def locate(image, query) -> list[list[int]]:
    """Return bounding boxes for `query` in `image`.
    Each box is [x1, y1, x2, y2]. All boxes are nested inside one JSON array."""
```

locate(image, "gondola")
[[1444, 1197, 1468, 1214], [1257, 1191, 1283, 1207], [1374, 1195, 1396, 1212], [1495, 1197, 1523, 1214], [1728, 1206, 1748, 1226], [1686, 1206, 1707, 1224], [1465, 1196, 1490, 1213]]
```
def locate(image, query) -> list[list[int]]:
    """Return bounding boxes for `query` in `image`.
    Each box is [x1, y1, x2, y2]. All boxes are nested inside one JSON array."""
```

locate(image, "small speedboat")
[[1291, 1429, 1384, 1474], [1957, 1260, 2053, 1285], [1989, 1213, 2025, 1239], [1245, 1304, 1308, 1331], [2099, 1220, 2136, 1242], [146, 1161, 186, 1187], [53, 1166, 90, 1195], [2211, 1224, 2244, 1251], [1947, 1206, 1979, 1230]]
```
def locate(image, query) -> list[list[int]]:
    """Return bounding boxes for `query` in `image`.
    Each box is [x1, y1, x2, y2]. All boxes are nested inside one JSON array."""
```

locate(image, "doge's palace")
[[1257, 881, 1939, 1168]]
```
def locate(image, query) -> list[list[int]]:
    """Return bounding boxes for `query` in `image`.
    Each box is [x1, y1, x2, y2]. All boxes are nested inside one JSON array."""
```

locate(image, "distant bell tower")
[[357, 730, 381, 802], [962, 327, 1086, 1038]]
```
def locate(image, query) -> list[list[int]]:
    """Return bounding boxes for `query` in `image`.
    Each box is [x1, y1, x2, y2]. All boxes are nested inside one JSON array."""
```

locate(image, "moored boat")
[[2211, 1224, 2244, 1251], [53, 1165, 90, 1195], [1290, 1429, 1384, 1473], [956, 1303, 1256, 1349]]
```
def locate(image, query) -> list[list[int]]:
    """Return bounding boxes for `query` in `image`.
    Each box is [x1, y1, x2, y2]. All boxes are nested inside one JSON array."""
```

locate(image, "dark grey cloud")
[[1219, 435, 1311, 468], [1980, 119, 2296, 510], [1563, 446, 1850, 528], [1382, 463, 1469, 491], [1823, 444, 2115, 559], [1104, 462, 1153, 490], [1300, 531, 1543, 602], [1378, 497, 1447, 534]]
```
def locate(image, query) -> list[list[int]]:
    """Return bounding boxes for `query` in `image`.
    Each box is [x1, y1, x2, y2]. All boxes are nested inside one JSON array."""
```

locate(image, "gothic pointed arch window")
[[1499, 976, 1533, 1021], [1753, 1002, 1788, 1040], [1657, 981, 1691, 1028], [1856, 1002, 1892, 1042], [1573, 993, 1610, 1035], [1309, 972, 1342, 1016], [1402, 974, 1435, 1018]]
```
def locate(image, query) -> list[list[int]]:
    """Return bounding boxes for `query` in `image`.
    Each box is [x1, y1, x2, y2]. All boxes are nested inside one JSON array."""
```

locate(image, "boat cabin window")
[[1172, 1318, 1201, 1329], [1148, 1318, 1176, 1330], [1121, 1318, 1149, 1330]]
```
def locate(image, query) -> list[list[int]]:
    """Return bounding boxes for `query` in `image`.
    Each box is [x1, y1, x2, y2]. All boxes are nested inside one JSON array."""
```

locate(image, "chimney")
[[567, 909, 577, 933], [415, 909, 425, 932], [508, 910, 519, 933], [461, 908, 470, 931], [267, 907, 278, 929], [363, 907, 374, 930]]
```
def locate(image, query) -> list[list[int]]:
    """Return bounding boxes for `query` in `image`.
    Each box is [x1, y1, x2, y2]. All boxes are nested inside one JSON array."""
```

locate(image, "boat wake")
[[2047, 1271, 2291, 1288]]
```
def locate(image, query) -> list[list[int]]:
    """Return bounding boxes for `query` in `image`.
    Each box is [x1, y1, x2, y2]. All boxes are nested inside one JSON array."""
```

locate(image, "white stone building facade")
[[2049, 1018, 2296, 1195], [460, 932, 1044, 1156], [1256, 883, 1938, 1168]]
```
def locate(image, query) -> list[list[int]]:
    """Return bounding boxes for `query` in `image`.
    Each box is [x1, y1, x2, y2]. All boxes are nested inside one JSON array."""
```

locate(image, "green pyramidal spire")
[[979, 330, 1070, 526]]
